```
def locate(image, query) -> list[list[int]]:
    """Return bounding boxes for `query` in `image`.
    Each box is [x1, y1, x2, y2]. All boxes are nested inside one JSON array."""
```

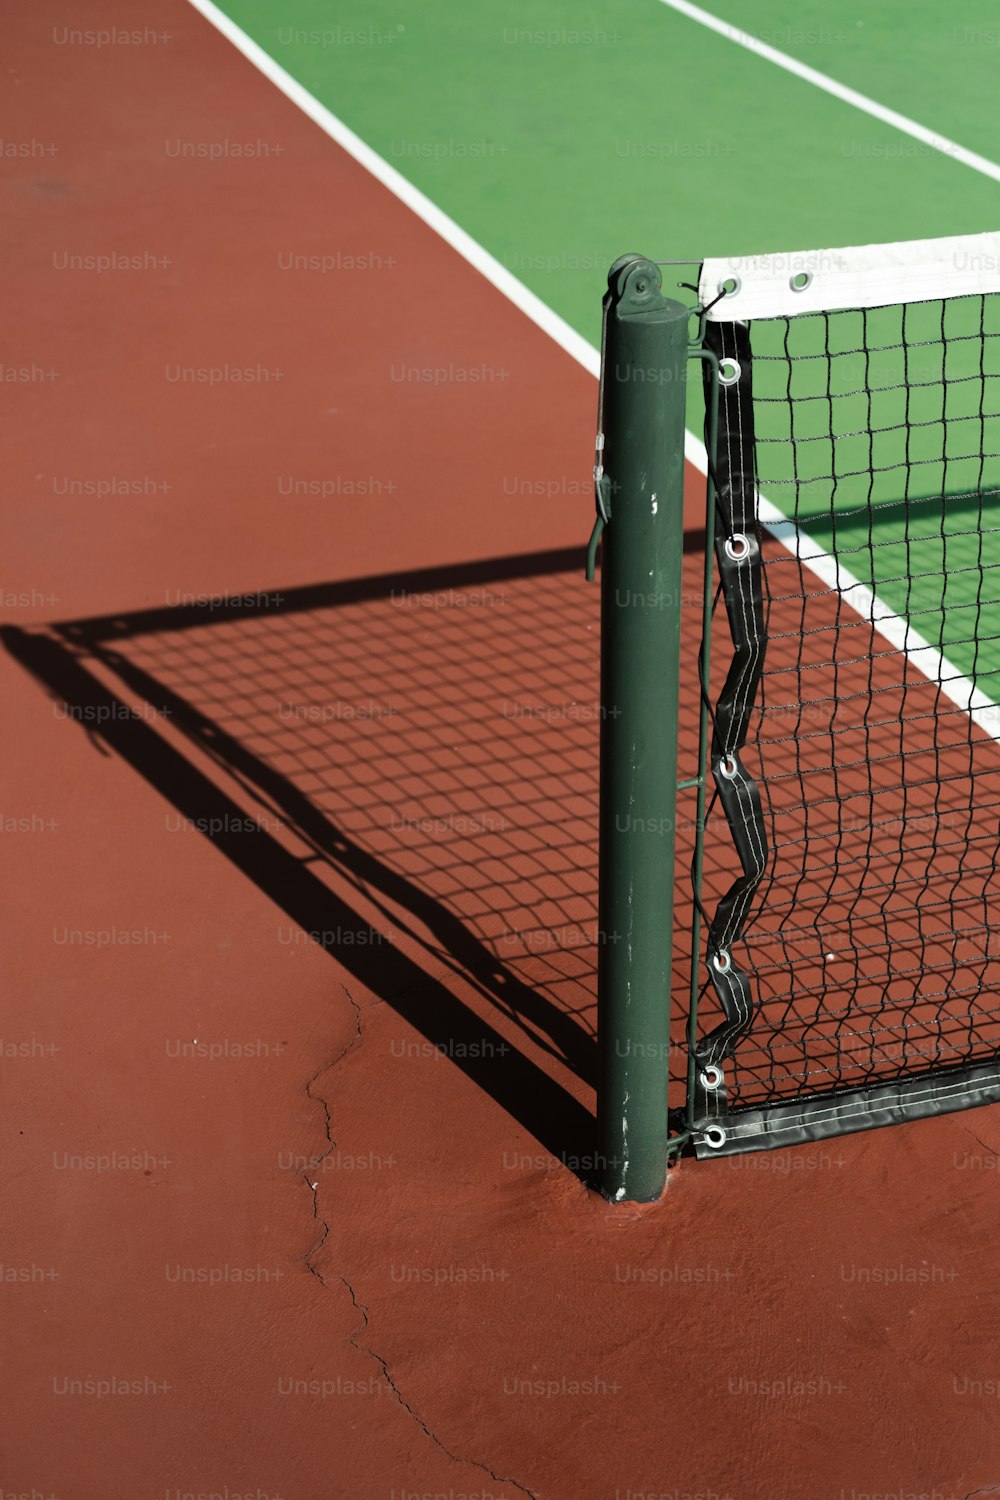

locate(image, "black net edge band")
[[685, 1056, 1000, 1158], [696, 320, 768, 1068]]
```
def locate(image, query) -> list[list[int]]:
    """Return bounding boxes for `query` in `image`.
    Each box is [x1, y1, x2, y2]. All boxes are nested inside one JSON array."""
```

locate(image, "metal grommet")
[[711, 949, 732, 973], [719, 357, 741, 386], [717, 755, 739, 781], [699, 1064, 724, 1090], [724, 532, 750, 563], [703, 1125, 728, 1150], [790, 270, 813, 293], [717, 273, 742, 298]]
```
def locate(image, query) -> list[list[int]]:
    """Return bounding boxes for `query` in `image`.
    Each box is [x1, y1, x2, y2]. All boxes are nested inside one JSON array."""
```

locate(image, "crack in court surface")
[[303, 985, 539, 1500]]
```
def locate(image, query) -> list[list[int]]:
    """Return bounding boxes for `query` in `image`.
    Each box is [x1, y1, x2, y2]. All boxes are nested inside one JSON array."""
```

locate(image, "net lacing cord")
[[695, 321, 771, 1069]]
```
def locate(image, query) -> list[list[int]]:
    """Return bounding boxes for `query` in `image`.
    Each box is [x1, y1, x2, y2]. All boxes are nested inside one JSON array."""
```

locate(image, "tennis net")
[[685, 229, 1000, 1155]]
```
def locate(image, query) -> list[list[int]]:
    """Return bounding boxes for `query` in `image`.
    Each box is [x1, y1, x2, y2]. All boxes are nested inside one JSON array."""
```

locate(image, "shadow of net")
[[49, 554, 733, 1118]]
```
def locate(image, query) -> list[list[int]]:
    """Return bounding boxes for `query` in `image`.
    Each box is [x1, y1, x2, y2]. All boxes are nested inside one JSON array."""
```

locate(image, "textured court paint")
[[691, 0, 1000, 166], [7, 1, 1000, 1495], [185, 0, 602, 384], [0, 3, 594, 1490], [213, 0, 1000, 345]]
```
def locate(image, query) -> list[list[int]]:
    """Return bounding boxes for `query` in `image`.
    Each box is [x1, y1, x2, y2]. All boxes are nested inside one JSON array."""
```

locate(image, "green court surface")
[[681, 0, 1000, 164], [215, 0, 1000, 687]]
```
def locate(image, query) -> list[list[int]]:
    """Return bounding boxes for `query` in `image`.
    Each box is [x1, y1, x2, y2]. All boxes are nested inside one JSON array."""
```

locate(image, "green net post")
[[595, 257, 689, 1202]]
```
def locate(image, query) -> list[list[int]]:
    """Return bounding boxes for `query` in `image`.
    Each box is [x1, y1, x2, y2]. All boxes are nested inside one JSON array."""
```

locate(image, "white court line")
[[656, 0, 1000, 187], [185, 0, 599, 381], [186, 0, 999, 738], [682, 431, 1000, 739]]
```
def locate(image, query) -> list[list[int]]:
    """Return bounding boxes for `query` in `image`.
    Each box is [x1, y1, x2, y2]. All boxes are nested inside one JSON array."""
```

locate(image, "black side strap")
[[697, 321, 769, 1066]]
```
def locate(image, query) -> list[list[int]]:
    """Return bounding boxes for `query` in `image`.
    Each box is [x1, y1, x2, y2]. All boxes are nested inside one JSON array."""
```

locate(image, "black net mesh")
[[699, 293, 1000, 1110]]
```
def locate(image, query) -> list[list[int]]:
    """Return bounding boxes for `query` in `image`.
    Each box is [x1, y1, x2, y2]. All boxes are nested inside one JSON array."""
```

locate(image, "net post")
[[595, 256, 689, 1202]]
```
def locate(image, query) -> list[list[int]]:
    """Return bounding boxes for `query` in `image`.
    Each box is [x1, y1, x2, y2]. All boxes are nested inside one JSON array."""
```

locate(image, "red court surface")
[[5, 3, 1000, 1498]]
